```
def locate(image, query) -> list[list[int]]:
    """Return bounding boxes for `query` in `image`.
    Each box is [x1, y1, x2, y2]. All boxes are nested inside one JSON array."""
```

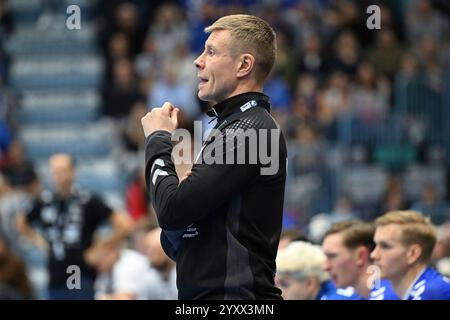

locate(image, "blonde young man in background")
[[371, 210, 450, 300]]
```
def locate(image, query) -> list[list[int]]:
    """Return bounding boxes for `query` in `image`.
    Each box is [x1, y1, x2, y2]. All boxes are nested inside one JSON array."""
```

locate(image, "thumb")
[[171, 108, 180, 127]]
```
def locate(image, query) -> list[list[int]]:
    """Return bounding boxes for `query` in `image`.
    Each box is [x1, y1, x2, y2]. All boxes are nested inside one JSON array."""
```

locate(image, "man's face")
[[49, 155, 75, 194], [322, 233, 359, 288], [194, 30, 240, 104], [371, 224, 410, 281], [143, 229, 169, 269]]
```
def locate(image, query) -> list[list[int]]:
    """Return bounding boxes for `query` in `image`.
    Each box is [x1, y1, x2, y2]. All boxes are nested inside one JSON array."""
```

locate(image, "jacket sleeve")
[[145, 127, 261, 230]]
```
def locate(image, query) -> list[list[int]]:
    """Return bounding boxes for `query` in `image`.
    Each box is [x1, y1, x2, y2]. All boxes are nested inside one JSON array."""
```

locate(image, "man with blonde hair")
[[276, 241, 360, 300], [371, 210, 450, 300], [141, 15, 287, 299]]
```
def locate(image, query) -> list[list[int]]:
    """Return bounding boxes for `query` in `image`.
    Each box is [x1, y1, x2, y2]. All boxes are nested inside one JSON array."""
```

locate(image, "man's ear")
[[406, 244, 422, 265], [355, 246, 370, 268], [236, 53, 255, 78]]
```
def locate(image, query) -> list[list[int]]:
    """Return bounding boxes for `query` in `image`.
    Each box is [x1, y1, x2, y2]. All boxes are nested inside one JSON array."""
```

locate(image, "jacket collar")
[[206, 92, 270, 120]]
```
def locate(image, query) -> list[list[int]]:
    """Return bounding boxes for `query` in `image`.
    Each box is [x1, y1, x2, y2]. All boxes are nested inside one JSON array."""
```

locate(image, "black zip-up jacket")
[[145, 92, 287, 300]]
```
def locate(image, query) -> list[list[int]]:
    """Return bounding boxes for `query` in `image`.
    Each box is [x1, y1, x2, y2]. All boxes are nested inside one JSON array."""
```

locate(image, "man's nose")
[[194, 54, 203, 69], [370, 247, 379, 260], [323, 259, 331, 272]]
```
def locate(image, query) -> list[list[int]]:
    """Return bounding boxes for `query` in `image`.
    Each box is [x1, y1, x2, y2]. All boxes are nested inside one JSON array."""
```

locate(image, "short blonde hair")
[[204, 14, 276, 85], [277, 241, 329, 283], [375, 210, 437, 263]]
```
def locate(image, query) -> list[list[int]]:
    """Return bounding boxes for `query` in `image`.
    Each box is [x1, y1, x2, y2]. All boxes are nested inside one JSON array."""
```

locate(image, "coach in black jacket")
[[141, 14, 287, 300]]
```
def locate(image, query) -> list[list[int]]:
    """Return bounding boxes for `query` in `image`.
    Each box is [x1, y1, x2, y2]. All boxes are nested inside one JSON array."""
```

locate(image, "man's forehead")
[[375, 224, 402, 240], [206, 29, 232, 47], [323, 233, 346, 251], [324, 232, 344, 245]]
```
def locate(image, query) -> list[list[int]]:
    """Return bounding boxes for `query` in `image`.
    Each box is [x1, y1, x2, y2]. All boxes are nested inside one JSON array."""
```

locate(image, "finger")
[[180, 170, 192, 183], [142, 111, 151, 119], [162, 102, 174, 115]]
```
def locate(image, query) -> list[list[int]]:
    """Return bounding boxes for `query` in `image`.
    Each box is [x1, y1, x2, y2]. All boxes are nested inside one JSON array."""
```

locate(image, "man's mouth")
[[198, 76, 208, 84], [331, 274, 338, 282]]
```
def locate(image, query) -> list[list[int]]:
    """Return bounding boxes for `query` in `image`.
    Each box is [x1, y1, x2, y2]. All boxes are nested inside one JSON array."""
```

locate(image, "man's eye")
[[208, 49, 214, 55]]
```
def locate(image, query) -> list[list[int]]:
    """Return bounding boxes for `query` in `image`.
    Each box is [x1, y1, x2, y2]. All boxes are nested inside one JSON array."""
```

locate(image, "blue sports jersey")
[[369, 279, 399, 300], [317, 280, 363, 300], [404, 267, 450, 300]]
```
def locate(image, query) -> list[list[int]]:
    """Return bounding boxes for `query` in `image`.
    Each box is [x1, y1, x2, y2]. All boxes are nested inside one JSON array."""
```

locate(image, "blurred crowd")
[[0, 0, 449, 299]]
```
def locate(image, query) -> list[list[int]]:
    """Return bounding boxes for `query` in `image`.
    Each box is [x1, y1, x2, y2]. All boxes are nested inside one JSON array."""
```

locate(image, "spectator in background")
[[102, 58, 143, 119], [147, 3, 189, 61], [322, 220, 397, 299], [2, 139, 38, 192], [0, 0, 13, 85], [167, 43, 198, 92], [126, 165, 151, 223], [290, 124, 327, 174], [104, 32, 132, 83], [0, 232, 33, 299], [322, 1, 361, 36], [432, 223, 450, 263], [316, 71, 351, 141], [366, 28, 404, 81], [416, 36, 445, 93], [350, 61, 390, 124], [148, 60, 199, 121], [297, 34, 327, 80], [406, 0, 449, 45], [263, 73, 292, 115], [110, 2, 147, 58], [328, 196, 358, 224], [0, 168, 43, 298], [272, 27, 297, 91], [329, 30, 361, 77], [0, 74, 17, 133], [17, 154, 133, 299], [276, 241, 360, 300], [378, 176, 410, 218], [371, 210, 450, 299], [96, 0, 156, 60], [142, 227, 177, 299], [35, 0, 62, 31], [411, 184, 450, 226], [433, 224, 450, 278], [278, 228, 308, 250], [0, 0, 14, 38], [187, 1, 220, 55], [134, 36, 159, 82], [282, 1, 326, 54], [121, 101, 147, 153], [127, 220, 157, 255], [93, 238, 150, 300], [394, 53, 420, 93]]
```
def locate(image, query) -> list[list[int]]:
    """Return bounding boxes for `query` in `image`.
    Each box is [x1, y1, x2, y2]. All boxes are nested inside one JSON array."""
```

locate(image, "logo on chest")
[[182, 227, 199, 239]]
